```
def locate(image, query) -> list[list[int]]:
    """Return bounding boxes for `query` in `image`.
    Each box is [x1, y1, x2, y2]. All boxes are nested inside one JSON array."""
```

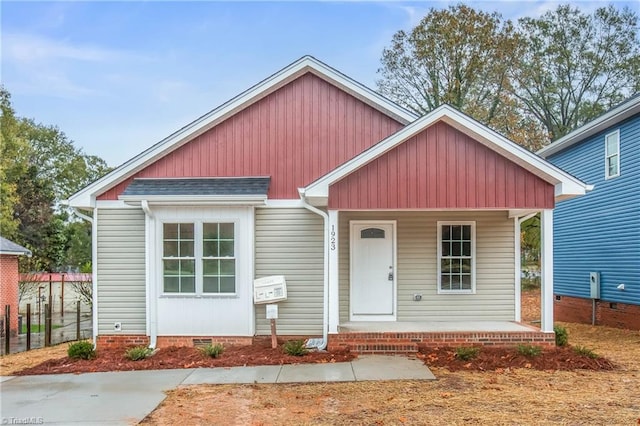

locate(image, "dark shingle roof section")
[[0, 237, 32, 256], [122, 177, 270, 197]]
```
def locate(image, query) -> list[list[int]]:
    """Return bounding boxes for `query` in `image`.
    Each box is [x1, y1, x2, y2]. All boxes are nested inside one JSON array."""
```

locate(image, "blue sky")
[[2, 1, 637, 167]]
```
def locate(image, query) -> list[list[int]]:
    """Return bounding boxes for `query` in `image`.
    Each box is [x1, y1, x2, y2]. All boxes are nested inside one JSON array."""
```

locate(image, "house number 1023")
[[330, 225, 336, 251]]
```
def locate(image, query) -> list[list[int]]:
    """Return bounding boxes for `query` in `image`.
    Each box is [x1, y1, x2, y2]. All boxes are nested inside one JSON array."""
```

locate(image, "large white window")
[[437, 221, 475, 293], [605, 130, 620, 179], [162, 222, 236, 294]]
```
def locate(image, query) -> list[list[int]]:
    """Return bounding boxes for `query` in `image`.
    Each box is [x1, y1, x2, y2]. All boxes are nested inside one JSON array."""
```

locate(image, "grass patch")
[[21, 324, 63, 333], [455, 346, 480, 361]]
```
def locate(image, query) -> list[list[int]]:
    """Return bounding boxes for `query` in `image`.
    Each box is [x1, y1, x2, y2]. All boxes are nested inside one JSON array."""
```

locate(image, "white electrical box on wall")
[[253, 275, 287, 304], [590, 272, 600, 299]]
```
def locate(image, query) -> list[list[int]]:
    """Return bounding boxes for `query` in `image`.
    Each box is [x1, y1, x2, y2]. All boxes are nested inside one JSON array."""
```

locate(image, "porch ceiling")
[[338, 321, 538, 333]]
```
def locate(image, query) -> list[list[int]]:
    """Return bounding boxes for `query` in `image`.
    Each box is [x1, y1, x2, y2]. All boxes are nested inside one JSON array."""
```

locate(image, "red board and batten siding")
[[329, 122, 555, 210], [98, 73, 404, 200]]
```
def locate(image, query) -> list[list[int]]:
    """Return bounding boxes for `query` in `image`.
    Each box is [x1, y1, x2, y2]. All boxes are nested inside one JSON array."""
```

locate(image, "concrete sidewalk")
[[0, 356, 434, 425]]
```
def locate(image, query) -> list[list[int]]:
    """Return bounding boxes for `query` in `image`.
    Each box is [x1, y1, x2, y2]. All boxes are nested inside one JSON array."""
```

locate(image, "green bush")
[[455, 346, 480, 361], [283, 340, 308, 356], [573, 345, 598, 359], [67, 340, 96, 360], [517, 344, 542, 357], [124, 345, 154, 361], [554, 325, 569, 347], [200, 343, 224, 358]]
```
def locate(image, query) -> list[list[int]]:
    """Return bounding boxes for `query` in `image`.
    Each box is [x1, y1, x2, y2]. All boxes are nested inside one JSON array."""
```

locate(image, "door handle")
[[388, 266, 393, 281]]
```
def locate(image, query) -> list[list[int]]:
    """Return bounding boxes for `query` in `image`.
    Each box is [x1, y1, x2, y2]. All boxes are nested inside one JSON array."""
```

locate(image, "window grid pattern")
[[203, 223, 236, 294], [440, 224, 473, 291], [163, 223, 195, 293], [605, 131, 620, 179]]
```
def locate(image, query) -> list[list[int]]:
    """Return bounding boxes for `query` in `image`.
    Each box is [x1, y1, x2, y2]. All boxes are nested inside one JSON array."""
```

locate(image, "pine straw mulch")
[[10, 340, 355, 376], [417, 345, 615, 372]]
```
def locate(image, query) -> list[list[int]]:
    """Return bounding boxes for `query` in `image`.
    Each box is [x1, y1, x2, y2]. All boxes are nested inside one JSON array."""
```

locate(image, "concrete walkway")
[[0, 356, 435, 425]]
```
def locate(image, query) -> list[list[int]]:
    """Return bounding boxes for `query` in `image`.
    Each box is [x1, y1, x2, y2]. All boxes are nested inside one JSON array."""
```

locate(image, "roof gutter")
[[298, 189, 329, 351]]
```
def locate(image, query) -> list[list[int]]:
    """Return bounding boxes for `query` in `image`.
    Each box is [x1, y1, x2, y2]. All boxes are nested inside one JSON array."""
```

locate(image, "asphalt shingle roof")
[[0, 237, 32, 256], [121, 177, 270, 197]]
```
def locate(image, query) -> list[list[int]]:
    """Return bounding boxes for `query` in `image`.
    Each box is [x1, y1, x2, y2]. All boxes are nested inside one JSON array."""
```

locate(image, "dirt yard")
[[2, 290, 639, 424], [142, 321, 640, 425]]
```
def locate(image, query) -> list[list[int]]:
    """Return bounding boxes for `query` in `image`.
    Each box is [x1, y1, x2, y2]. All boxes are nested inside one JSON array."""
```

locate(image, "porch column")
[[540, 209, 554, 333], [328, 210, 339, 333]]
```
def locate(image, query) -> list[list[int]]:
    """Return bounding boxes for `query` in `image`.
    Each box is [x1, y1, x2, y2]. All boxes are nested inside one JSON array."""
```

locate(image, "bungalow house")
[[66, 57, 589, 352], [0, 237, 32, 337], [538, 94, 640, 330]]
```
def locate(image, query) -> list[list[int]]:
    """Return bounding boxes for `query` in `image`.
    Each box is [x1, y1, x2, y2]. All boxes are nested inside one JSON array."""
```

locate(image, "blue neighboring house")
[[538, 94, 640, 330]]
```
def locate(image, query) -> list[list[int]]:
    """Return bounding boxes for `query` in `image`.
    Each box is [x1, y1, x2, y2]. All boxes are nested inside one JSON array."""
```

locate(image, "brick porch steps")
[[329, 331, 556, 354]]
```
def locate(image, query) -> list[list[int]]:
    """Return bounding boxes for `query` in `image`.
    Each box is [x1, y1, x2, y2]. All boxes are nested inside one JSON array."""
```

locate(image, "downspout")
[[298, 189, 329, 351], [72, 208, 97, 348], [141, 200, 157, 349]]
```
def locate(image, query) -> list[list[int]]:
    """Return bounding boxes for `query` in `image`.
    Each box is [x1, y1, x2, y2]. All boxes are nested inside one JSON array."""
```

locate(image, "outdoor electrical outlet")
[[413, 294, 422, 301], [114, 322, 122, 332]]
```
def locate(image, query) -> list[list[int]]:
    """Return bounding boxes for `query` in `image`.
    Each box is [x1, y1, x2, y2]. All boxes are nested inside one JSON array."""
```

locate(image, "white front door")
[[350, 221, 396, 320]]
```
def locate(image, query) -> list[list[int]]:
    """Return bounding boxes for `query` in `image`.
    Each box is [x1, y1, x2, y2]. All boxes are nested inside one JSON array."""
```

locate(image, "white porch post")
[[540, 209, 554, 333], [328, 210, 339, 333]]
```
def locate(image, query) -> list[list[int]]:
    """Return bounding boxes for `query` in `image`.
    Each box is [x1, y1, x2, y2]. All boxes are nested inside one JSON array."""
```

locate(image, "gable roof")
[[0, 237, 32, 257], [301, 104, 591, 206], [537, 94, 640, 158], [66, 56, 417, 209]]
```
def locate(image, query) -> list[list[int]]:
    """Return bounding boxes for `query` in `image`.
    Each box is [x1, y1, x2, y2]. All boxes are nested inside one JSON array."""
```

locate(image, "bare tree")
[[70, 279, 92, 310]]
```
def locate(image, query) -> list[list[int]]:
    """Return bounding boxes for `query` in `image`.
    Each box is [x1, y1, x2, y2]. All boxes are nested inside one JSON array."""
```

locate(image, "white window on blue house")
[[605, 130, 620, 179], [437, 222, 475, 293]]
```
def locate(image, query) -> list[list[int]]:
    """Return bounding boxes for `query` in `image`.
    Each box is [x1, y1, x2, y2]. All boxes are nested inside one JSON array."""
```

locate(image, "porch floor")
[[338, 321, 539, 333]]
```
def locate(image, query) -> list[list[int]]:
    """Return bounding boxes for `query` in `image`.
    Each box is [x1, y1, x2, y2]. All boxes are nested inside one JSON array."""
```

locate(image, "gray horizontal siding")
[[548, 115, 640, 305], [254, 208, 324, 335], [96, 208, 146, 335], [340, 211, 516, 322]]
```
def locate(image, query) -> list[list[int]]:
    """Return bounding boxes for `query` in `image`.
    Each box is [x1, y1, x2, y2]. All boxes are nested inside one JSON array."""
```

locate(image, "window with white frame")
[[438, 222, 475, 293], [162, 222, 236, 294], [605, 130, 620, 179]]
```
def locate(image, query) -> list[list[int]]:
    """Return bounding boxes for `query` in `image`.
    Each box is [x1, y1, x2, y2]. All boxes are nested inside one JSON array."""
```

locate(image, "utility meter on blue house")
[[253, 275, 287, 304]]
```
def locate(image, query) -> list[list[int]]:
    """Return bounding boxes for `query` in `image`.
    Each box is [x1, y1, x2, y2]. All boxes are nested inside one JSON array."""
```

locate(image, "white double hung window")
[[605, 130, 620, 179], [162, 222, 236, 294], [437, 221, 475, 293]]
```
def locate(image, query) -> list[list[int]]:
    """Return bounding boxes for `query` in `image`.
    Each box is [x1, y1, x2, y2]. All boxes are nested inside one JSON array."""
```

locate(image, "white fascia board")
[[305, 104, 589, 201], [0, 250, 29, 256], [119, 194, 267, 206], [538, 96, 640, 158], [66, 56, 416, 210]]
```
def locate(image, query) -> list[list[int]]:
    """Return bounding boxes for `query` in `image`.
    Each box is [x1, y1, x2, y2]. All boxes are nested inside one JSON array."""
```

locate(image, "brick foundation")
[[555, 295, 640, 330], [328, 331, 556, 354], [95, 334, 253, 349], [96, 335, 151, 349]]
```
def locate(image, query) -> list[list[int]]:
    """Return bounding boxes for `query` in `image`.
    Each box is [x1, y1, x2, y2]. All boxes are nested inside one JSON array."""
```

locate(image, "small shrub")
[[124, 345, 153, 361], [68, 340, 96, 360], [455, 346, 480, 361], [200, 343, 224, 358], [283, 340, 308, 356], [554, 325, 569, 347], [573, 345, 599, 359], [517, 344, 542, 357]]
